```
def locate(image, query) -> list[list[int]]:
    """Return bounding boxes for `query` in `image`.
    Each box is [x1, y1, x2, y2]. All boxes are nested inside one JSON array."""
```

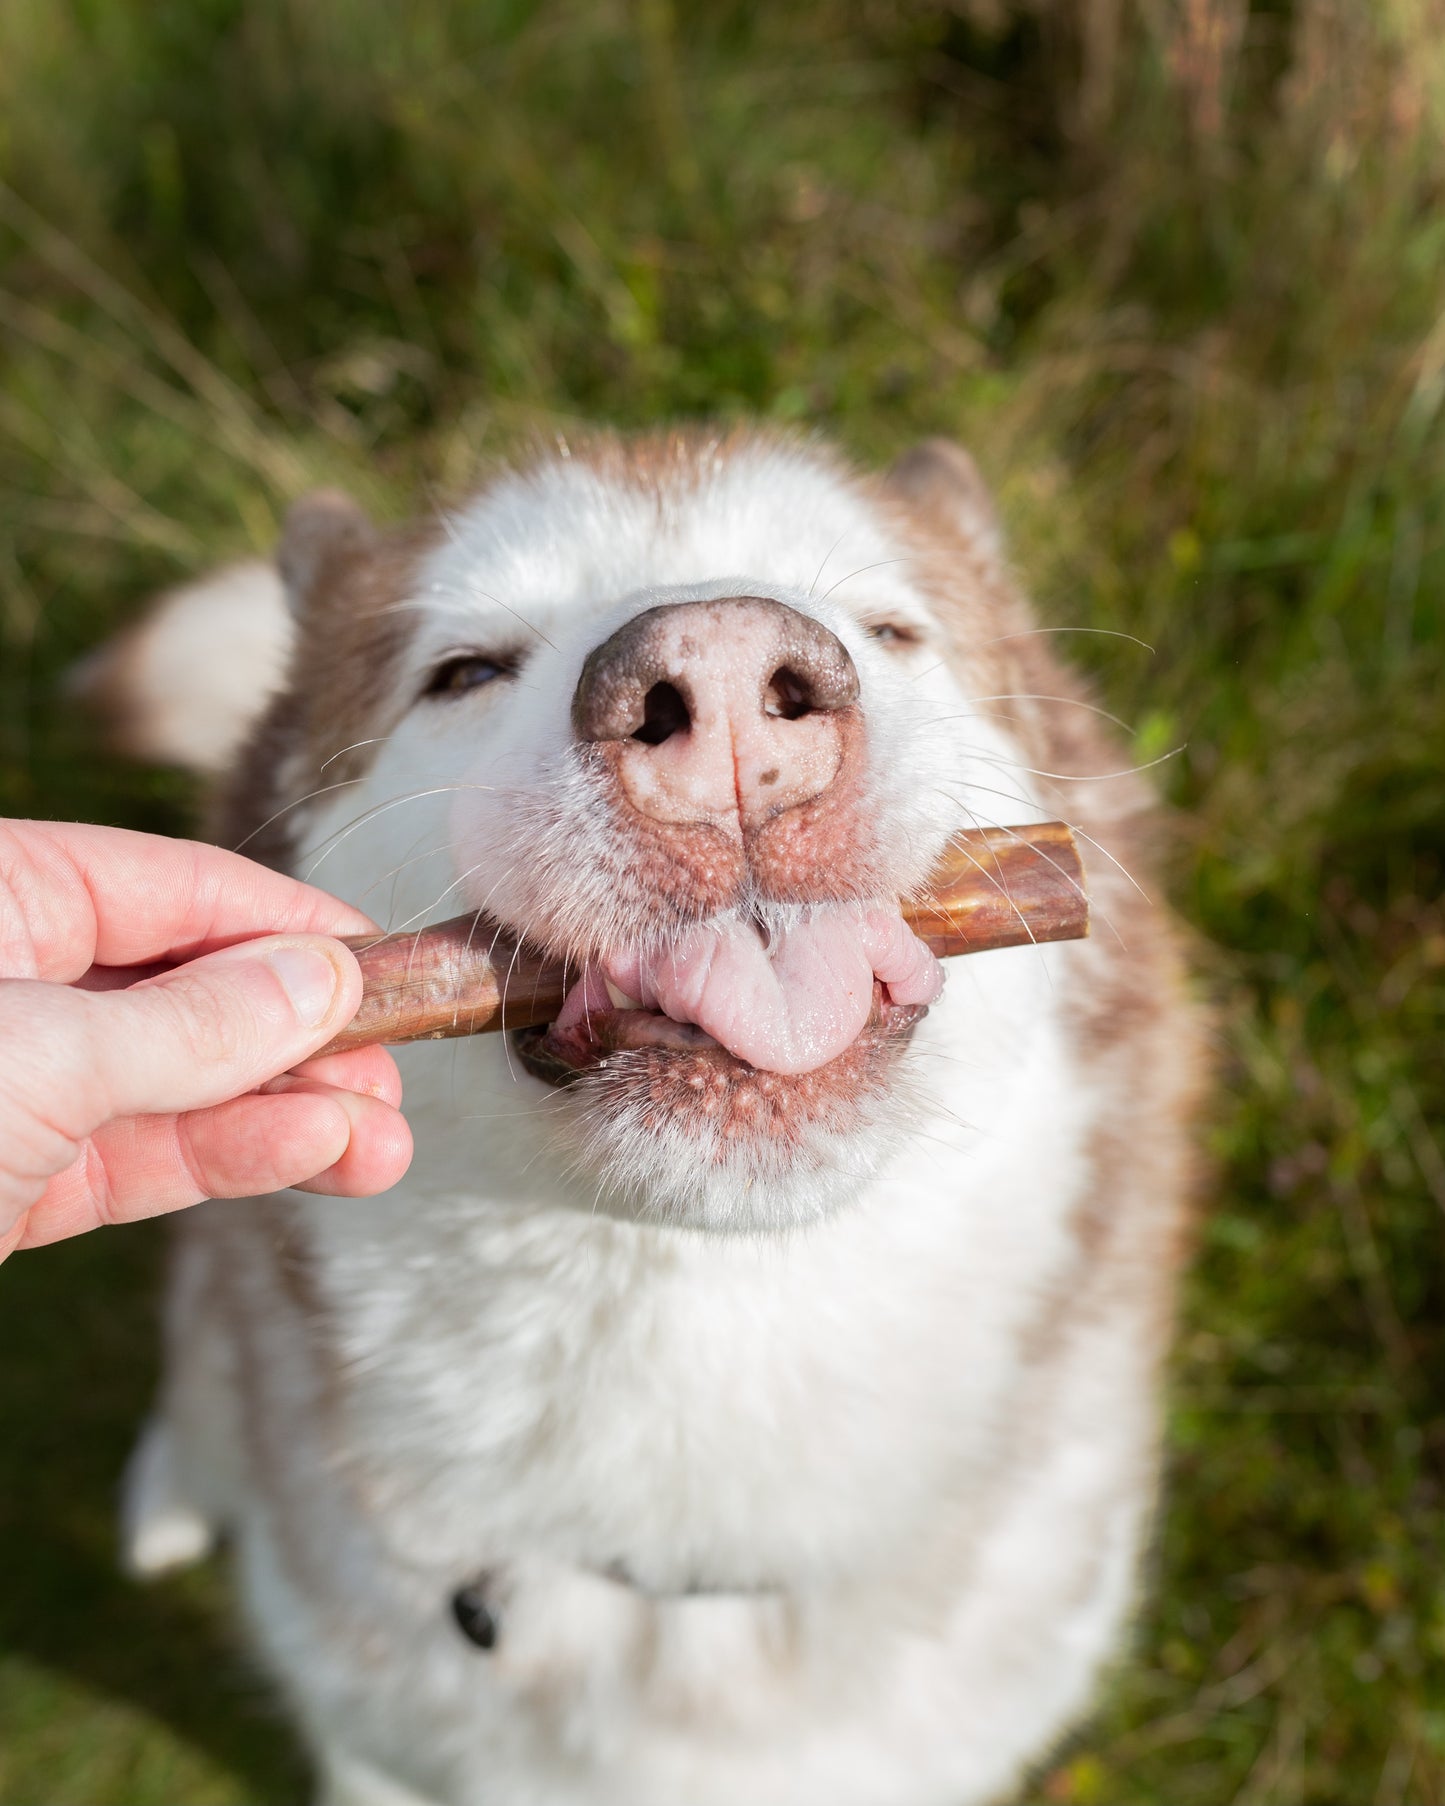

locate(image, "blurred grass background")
[[2, 1, 1444, 1800]]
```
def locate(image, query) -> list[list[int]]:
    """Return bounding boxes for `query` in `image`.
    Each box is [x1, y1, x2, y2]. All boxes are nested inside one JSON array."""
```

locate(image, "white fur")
[[126, 441, 1173, 1805], [120, 1419, 216, 1576], [68, 559, 294, 774]]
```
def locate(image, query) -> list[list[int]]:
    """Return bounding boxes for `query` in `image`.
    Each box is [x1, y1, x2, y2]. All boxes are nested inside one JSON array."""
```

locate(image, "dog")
[[99, 429, 1201, 1805]]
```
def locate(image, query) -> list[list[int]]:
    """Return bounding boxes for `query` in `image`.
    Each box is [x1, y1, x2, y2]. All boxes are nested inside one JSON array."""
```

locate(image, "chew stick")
[[321, 821, 1088, 1056]]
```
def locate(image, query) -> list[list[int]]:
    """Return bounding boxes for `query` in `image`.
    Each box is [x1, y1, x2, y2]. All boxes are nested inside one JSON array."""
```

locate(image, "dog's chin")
[[513, 998, 928, 1235]]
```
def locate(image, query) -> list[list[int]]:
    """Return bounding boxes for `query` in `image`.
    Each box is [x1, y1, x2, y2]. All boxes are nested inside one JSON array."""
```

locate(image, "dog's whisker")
[[299, 784, 501, 879], [932, 786, 1129, 951], [816, 555, 908, 605], [807, 528, 853, 597], [978, 624, 1157, 655], [954, 744, 1186, 785], [925, 795, 1041, 955], [431, 515, 559, 649], [319, 735, 397, 775], [949, 692, 1137, 735], [349, 834, 453, 919], [230, 775, 365, 854], [373, 854, 498, 936], [1068, 825, 1153, 907]]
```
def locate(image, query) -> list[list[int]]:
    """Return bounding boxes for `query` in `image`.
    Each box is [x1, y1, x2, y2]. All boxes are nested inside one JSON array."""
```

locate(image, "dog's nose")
[[572, 597, 860, 831]]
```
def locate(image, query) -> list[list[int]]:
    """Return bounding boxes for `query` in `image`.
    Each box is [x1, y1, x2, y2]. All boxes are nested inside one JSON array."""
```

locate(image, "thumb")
[[18, 937, 363, 1139]]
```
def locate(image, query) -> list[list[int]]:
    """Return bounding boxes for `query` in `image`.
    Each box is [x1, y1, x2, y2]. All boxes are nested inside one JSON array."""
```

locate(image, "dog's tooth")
[[605, 979, 642, 1011]]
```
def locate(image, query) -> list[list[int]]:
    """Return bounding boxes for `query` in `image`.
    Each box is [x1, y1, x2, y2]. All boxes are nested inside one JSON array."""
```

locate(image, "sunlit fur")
[[120, 431, 1201, 1806]]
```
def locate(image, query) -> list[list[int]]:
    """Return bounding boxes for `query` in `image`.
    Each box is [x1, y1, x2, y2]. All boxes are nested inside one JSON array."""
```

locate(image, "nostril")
[[633, 681, 691, 746], [763, 668, 813, 722]]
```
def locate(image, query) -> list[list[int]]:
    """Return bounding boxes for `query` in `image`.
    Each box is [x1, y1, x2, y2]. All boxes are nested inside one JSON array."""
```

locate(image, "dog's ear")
[[66, 560, 294, 777], [66, 488, 376, 780], [277, 489, 378, 618], [884, 438, 1005, 572]]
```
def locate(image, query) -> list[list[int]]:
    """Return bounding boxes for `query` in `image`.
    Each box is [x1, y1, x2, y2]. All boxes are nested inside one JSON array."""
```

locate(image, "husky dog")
[[110, 431, 1201, 1806]]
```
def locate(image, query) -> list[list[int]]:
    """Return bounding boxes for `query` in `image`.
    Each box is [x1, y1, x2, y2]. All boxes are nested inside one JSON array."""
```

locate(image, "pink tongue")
[[602, 909, 942, 1076]]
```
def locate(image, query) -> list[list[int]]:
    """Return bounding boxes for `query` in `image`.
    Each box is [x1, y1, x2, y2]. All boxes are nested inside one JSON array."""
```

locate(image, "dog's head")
[[118, 430, 1144, 1231]]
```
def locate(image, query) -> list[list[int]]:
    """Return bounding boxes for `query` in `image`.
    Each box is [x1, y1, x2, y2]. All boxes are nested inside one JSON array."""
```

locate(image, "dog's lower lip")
[[512, 990, 930, 1091], [514, 1006, 726, 1089]]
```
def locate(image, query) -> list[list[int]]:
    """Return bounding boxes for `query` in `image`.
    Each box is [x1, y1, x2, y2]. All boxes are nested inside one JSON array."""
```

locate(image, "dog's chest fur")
[[257, 997, 1089, 1596]]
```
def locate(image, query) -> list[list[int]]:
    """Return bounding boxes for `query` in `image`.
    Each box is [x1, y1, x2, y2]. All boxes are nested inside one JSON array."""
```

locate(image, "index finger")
[[0, 819, 377, 982]]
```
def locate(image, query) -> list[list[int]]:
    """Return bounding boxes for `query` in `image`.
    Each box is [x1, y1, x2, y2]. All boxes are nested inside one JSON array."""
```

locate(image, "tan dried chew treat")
[[321, 822, 1088, 1057]]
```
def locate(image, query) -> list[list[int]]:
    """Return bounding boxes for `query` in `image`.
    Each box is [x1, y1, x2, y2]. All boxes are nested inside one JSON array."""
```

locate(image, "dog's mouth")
[[514, 984, 932, 1087], [513, 902, 942, 1093]]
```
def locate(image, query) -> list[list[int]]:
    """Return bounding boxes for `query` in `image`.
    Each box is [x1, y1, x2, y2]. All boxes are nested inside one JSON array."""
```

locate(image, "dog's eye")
[[422, 654, 516, 699], [865, 621, 921, 647]]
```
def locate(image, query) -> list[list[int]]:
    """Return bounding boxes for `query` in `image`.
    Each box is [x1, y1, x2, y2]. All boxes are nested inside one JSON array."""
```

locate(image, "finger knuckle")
[[172, 1114, 219, 1201], [78, 1137, 123, 1228]]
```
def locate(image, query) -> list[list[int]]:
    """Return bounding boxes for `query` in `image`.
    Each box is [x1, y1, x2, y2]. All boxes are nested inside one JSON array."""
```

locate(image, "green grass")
[[3, 2, 1445, 1799]]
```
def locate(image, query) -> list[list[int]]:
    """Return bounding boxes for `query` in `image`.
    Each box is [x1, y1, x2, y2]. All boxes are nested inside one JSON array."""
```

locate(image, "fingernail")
[[266, 946, 342, 1027]]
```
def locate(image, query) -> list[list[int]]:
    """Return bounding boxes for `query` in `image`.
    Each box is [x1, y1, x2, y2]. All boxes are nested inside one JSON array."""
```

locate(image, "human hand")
[[0, 819, 413, 1261]]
